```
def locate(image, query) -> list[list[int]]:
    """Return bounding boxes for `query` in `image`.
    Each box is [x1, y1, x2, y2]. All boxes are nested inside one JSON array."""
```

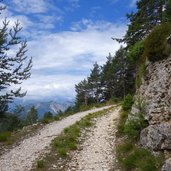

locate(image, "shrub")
[[37, 160, 45, 168], [122, 94, 134, 111], [0, 131, 11, 142], [42, 112, 54, 124], [117, 110, 129, 135], [124, 112, 148, 140], [136, 62, 146, 88], [117, 142, 160, 171], [124, 96, 148, 141], [128, 40, 144, 62], [144, 23, 171, 62], [110, 96, 120, 103], [43, 112, 53, 119]]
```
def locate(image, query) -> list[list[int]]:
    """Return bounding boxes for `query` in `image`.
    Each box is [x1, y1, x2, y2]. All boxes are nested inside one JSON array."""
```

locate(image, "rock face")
[[140, 123, 171, 150], [132, 55, 171, 169], [139, 56, 171, 126]]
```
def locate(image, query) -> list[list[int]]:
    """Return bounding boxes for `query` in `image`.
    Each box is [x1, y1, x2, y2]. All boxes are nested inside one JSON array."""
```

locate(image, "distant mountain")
[[9, 99, 74, 118], [25, 101, 73, 118]]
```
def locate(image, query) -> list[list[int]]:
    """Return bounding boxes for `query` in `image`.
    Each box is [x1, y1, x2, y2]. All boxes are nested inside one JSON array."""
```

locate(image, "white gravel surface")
[[67, 107, 120, 171], [0, 106, 112, 171]]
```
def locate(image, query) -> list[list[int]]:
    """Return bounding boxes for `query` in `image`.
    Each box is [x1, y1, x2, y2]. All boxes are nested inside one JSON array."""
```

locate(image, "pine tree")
[[122, 0, 167, 46], [101, 53, 113, 100], [26, 106, 38, 125], [0, 6, 32, 116], [88, 62, 102, 103], [164, 0, 171, 22], [102, 47, 135, 100], [75, 79, 90, 107]]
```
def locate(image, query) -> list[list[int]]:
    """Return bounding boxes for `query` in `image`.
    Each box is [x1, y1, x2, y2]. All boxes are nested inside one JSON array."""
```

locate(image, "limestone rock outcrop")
[[138, 56, 171, 126], [131, 55, 171, 170]]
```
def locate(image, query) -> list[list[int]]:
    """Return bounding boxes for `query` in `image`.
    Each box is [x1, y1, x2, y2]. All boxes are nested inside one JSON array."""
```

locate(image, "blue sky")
[[1, 0, 137, 101]]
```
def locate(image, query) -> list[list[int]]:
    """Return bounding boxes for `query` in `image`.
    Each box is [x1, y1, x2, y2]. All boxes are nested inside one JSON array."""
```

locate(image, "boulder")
[[140, 123, 171, 150], [162, 158, 171, 171]]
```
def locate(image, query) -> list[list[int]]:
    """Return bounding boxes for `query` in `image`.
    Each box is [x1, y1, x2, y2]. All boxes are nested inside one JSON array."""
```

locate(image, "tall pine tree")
[[88, 62, 102, 103], [0, 6, 32, 117], [123, 0, 167, 46]]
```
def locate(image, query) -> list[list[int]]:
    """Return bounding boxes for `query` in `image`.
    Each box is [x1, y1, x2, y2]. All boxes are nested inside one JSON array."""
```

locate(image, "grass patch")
[[117, 142, 164, 171], [117, 110, 128, 135], [52, 109, 111, 158], [136, 62, 146, 88], [0, 123, 45, 156], [117, 99, 164, 170], [37, 160, 45, 168], [53, 124, 80, 157], [0, 131, 11, 142]]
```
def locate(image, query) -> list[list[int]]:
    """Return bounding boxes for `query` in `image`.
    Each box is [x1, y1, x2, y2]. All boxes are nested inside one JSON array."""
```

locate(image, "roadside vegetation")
[[116, 95, 164, 170]]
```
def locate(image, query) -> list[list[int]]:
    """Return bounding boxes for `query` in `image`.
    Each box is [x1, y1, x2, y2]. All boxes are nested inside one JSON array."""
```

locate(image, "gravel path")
[[0, 106, 113, 171], [67, 107, 120, 171]]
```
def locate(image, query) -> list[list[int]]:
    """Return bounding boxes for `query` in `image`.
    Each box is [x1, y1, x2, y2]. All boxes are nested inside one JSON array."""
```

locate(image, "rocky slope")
[[131, 55, 171, 170]]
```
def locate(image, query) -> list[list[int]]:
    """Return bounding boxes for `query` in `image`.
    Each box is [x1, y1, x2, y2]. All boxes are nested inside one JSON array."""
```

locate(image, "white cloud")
[[11, 0, 48, 14], [0, 4, 63, 39], [1, 1, 127, 100], [21, 20, 127, 99], [21, 74, 83, 100], [28, 20, 126, 70], [65, 0, 80, 11]]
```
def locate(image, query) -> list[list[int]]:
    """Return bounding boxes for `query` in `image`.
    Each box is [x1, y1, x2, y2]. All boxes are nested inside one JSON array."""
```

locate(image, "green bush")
[[42, 118, 51, 124], [42, 112, 54, 124], [117, 142, 160, 171], [122, 94, 134, 111], [117, 110, 128, 135], [37, 160, 45, 168], [136, 62, 146, 88], [124, 112, 148, 140], [0, 131, 11, 142], [144, 23, 171, 62], [128, 40, 144, 62], [43, 112, 53, 119], [110, 96, 120, 103]]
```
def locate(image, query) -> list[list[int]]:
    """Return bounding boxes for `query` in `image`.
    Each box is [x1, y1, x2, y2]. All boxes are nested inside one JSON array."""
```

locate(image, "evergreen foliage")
[[0, 4, 32, 117], [164, 0, 171, 22], [26, 106, 38, 125], [144, 23, 171, 62], [122, 94, 134, 111], [88, 62, 102, 103], [123, 0, 167, 46], [75, 47, 135, 110], [43, 112, 53, 119], [127, 41, 144, 62]]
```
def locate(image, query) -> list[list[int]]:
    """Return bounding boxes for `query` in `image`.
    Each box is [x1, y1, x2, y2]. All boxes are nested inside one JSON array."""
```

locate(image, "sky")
[[1, 0, 137, 102]]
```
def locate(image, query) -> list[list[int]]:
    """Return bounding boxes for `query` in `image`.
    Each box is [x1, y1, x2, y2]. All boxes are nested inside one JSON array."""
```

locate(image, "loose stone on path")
[[67, 107, 120, 171]]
